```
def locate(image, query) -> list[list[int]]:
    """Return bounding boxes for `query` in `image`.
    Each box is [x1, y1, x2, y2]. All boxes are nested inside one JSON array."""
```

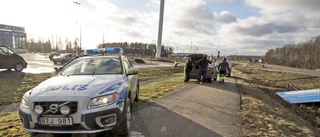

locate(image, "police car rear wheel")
[[115, 97, 131, 136]]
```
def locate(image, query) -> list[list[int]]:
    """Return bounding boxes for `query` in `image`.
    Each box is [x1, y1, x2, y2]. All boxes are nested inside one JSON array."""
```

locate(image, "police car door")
[[122, 57, 137, 101]]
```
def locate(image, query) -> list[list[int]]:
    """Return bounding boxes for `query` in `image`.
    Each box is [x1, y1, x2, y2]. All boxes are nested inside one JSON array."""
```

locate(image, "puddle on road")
[[33, 54, 49, 61], [23, 67, 55, 74], [130, 131, 145, 137], [27, 61, 55, 66]]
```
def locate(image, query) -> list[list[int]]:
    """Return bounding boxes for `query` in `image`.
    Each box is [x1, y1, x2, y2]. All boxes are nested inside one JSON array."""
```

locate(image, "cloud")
[[215, 0, 320, 55], [162, 0, 237, 43], [207, 0, 236, 2], [231, 22, 299, 37], [2, 0, 320, 56], [245, 0, 320, 15], [213, 11, 237, 23]]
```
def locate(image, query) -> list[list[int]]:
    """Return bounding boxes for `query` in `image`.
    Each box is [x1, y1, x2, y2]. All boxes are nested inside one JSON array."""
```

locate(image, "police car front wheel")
[[115, 97, 131, 136], [134, 84, 139, 102]]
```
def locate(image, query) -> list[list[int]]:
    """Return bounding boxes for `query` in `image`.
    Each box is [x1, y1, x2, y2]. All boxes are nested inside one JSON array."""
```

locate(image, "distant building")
[[170, 53, 189, 58], [0, 24, 27, 53]]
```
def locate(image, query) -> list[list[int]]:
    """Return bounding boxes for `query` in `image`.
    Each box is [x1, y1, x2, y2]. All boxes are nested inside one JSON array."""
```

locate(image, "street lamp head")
[[73, 1, 80, 5]]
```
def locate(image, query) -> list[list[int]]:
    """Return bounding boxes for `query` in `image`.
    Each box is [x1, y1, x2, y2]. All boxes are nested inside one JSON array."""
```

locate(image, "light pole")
[[156, 0, 165, 58], [190, 41, 192, 53], [73, 1, 80, 54]]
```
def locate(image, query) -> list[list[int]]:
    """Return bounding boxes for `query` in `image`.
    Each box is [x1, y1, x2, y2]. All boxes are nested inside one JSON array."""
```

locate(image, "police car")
[[19, 47, 139, 136]]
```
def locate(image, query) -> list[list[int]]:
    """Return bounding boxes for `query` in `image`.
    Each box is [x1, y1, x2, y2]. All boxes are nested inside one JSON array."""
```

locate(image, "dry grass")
[[0, 112, 29, 137], [139, 76, 185, 102], [0, 72, 53, 105], [138, 66, 184, 81], [233, 62, 320, 137]]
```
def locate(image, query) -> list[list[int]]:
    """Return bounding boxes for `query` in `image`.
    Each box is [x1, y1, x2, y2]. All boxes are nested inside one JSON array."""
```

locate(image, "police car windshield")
[[59, 57, 122, 76]]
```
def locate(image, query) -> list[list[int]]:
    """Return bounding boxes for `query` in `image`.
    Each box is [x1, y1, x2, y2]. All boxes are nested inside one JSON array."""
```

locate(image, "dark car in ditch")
[[186, 53, 213, 83]]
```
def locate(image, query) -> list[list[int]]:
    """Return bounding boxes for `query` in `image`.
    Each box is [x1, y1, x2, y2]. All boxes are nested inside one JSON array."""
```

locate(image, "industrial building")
[[0, 24, 27, 52]]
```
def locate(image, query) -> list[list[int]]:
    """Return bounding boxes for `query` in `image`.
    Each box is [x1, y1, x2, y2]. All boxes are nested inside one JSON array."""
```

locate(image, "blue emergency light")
[[83, 47, 123, 55], [104, 47, 123, 53], [83, 49, 99, 54]]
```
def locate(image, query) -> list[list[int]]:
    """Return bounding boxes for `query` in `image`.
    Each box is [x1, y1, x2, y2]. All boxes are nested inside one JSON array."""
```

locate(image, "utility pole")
[[176, 46, 178, 53], [73, 1, 80, 54], [79, 24, 82, 53], [190, 41, 193, 53], [155, 0, 165, 58], [103, 31, 105, 45]]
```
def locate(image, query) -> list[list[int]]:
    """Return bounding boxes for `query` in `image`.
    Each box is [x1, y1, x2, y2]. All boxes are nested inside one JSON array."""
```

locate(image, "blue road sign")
[[276, 89, 320, 103]]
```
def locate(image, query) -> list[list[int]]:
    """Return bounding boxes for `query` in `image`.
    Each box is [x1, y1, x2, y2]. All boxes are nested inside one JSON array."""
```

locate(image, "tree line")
[[264, 35, 320, 69], [26, 37, 174, 55]]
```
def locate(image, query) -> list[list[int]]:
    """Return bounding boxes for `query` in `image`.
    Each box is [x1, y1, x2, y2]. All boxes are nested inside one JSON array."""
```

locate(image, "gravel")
[[0, 102, 20, 113]]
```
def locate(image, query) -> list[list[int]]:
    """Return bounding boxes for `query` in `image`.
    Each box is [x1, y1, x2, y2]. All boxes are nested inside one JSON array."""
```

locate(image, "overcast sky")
[[1, 0, 320, 56]]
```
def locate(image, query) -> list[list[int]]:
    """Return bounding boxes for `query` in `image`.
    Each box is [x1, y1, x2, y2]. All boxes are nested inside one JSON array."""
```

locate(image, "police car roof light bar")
[[84, 49, 99, 54], [83, 47, 123, 55], [104, 47, 123, 53]]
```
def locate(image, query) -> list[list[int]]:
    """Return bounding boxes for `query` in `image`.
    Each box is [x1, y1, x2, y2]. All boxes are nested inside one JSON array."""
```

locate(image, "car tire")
[[115, 97, 131, 136], [14, 63, 24, 72], [61, 60, 65, 64], [134, 84, 139, 102], [53, 62, 57, 64]]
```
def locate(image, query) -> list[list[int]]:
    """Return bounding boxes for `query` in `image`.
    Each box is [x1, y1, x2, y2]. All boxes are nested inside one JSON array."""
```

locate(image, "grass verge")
[[0, 72, 52, 105], [138, 66, 184, 81], [0, 112, 29, 137], [233, 63, 320, 136], [139, 76, 185, 102]]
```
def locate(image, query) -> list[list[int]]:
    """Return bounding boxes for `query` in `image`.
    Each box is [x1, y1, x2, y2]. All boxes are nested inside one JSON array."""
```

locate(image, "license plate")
[[39, 117, 73, 125]]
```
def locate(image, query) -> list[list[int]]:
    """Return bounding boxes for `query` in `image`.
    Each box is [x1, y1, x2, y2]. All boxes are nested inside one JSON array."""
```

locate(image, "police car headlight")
[[34, 105, 43, 114], [88, 93, 119, 108], [60, 105, 71, 115], [21, 96, 29, 109]]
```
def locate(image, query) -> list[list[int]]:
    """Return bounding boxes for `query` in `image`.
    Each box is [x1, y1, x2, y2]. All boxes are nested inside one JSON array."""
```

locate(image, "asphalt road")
[[131, 78, 242, 137], [260, 64, 320, 77]]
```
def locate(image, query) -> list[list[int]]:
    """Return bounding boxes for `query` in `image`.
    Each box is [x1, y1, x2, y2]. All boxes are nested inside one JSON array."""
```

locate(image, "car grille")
[[34, 101, 78, 115]]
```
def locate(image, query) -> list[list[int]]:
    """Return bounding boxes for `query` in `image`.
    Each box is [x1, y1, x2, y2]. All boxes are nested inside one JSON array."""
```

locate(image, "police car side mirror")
[[126, 67, 139, 76], [53, 67, 63, 75]]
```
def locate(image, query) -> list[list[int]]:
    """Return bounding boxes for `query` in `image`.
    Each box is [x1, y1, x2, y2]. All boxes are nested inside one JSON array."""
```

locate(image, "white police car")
[[19, 48, 139, 136]]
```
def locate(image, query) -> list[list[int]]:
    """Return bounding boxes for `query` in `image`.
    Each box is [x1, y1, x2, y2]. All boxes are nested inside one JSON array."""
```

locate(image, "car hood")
[[26, 75, 126, 98]]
